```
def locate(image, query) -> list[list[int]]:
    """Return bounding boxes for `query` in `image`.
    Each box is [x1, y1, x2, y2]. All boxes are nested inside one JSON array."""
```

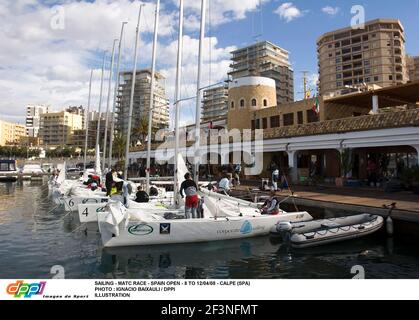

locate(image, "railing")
[[263, 109, 419, 140]]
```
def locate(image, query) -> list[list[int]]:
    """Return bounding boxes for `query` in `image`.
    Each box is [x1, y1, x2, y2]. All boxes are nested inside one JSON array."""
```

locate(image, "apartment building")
[[407, 55, 419, 81], [228, 41, 294, 104], [0, 120, 26, 146], [201, 85, 229, 124], [116, 69, 169, 141], [317, 19, 408, 97], [39, 111, 83, 147], [25, 104, 49, 137]]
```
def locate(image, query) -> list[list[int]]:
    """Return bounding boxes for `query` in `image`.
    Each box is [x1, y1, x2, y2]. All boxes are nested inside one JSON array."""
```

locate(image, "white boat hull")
[[99, 212, 312, 247], [63, 195, 109, 212], [78, 200, 173, 223]]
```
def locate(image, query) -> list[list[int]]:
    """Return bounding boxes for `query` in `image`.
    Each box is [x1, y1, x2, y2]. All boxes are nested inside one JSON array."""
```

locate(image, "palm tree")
[[133, 117, 158, 146], [112, 133, 126, 160], [133, 117, 148, 146]]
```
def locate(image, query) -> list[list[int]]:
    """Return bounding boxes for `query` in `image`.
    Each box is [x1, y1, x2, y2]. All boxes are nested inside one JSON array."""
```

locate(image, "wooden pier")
[[232, 185, 419, 223]]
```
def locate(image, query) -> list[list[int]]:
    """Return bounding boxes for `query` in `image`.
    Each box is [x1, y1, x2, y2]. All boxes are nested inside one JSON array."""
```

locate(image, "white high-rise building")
[[25, 105, 50, 137]]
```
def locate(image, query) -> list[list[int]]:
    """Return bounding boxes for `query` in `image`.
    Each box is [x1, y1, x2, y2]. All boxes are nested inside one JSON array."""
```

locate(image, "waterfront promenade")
[[234, 184, 419, 222]]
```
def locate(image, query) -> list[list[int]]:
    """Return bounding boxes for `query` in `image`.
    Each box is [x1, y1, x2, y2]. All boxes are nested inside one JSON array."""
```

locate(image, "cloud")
[[274, 3, 305, 22], [322, 6, 340, 16], [180, 0, 271, 29], [0, 0, 244, 126]]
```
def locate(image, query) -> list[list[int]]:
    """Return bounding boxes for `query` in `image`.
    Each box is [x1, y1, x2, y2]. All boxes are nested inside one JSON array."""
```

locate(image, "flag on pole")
[[312, 96, 320, 115]]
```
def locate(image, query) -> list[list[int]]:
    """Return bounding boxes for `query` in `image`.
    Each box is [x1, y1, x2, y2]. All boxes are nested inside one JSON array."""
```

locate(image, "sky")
[[1, 0, 418, 127]]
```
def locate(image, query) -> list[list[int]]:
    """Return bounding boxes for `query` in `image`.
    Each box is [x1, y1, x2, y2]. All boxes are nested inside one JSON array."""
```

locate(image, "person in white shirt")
[[218, 174, 231, 195]]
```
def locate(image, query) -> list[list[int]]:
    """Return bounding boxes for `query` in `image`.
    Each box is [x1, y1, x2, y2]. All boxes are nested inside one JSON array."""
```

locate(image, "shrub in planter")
[[400, 166, 419, 194], [336, 148, 353, 187]]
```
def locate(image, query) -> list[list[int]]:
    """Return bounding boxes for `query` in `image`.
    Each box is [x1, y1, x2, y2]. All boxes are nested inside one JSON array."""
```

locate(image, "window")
[[270, 116, 280, 128], [283, 113, 294, 126], [254, 119, 260, 129], [336, 57, 342, 63], [307, 110, 319, 123], [263, 99, 268, 107], [342, 55, 351, 62], [251, 99, 257, 107], [342, 48, 351, 55], [352, 37, 361, 44], [374, 76, 379, 81], [240, 99, 245, 108], [230, 101, 234, 109], [262, 118, 268, 129], [362, 35, 369, 41], [342, 39, 351, 46], [389, 75, 393, 81], [365, 77, 371, 83], [336, 74, 342, 79], [297, 111, 303, 125]]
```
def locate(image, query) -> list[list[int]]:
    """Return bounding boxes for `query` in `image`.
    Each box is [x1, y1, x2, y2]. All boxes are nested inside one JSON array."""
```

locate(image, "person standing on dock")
[[272, 167, 280, 191], [180, 172, 199, 219]]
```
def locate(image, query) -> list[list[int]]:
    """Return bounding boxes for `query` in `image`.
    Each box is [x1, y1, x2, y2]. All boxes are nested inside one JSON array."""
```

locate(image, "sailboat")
[[96, 0, 313, 247]]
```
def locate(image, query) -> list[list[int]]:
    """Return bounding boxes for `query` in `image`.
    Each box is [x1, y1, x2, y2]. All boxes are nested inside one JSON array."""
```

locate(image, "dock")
[[0, 172, 50, 181], [233, 184, 419, 223]]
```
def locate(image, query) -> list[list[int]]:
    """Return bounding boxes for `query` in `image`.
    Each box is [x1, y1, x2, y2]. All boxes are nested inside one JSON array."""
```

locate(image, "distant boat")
[[21, 164, 44, 180], [0, 159, 19, 182]]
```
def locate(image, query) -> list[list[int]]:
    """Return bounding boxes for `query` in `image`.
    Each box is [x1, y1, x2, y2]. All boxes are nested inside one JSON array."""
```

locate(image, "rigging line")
[[167, 10, 195, 128], [260, 0, 263, 39], [208, 0, 212, 87]]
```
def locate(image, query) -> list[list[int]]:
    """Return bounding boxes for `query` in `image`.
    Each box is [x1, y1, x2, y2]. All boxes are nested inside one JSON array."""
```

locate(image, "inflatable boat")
[[270, 214, 384, 249]]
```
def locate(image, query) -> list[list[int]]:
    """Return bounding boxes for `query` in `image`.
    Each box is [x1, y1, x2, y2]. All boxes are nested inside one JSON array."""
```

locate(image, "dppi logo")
[[6, 280, 46, 298]]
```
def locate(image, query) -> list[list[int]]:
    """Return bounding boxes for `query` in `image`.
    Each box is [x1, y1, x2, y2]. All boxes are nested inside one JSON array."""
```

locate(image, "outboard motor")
[[272, 221, 293, 245]]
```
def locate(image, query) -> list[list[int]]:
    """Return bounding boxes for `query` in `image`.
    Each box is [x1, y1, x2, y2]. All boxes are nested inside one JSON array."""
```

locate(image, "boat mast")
[[173, 0, 184, 203], [96, 52, 106, 165], [146, 0, 160, 192], [102, 39, 118, 172], [194, 0, 206, 186], [108, 22, 127, 170], [124, 5, 144, 180], [83, 69, 94, 171]]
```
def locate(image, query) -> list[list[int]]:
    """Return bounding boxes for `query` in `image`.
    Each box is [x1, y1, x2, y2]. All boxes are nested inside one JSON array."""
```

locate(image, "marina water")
[[1, 180, 419, 279]]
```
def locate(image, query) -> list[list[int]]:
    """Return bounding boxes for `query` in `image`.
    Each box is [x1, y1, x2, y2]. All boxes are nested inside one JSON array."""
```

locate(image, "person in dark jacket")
[[105, 169, 114, 196], [180, 172, 199, 219], [135, 186, 149, 203]]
